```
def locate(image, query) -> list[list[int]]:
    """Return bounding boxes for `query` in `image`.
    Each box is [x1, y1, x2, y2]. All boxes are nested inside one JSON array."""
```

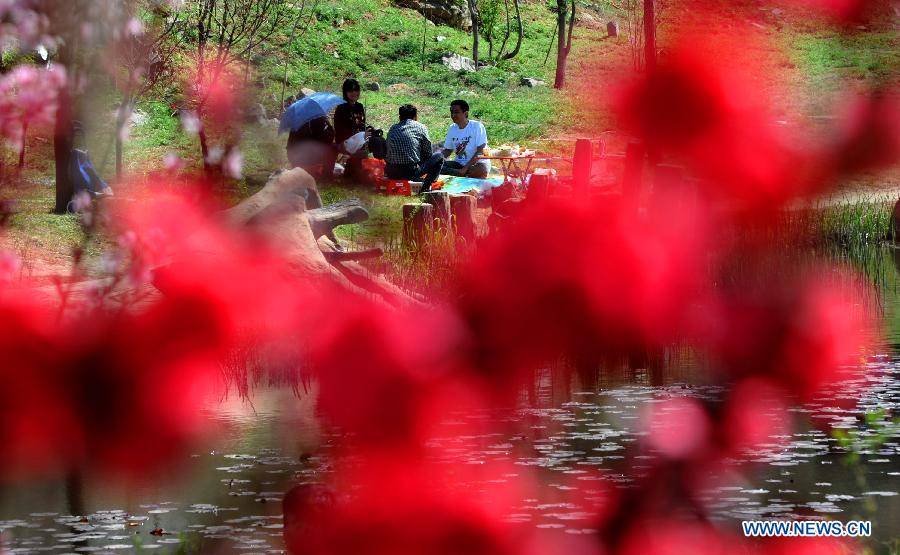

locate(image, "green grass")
[[817, 198, 894, 246], [0, 182, 92, 272], [318, 184, 411, 244], [790, 32, 899, 84], [255, 0, 565, 146], [784, 29, 900, 116]]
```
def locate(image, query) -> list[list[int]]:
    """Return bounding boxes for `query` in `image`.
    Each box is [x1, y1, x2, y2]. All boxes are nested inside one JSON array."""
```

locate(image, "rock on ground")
[[442, 53, 477, 73], [392, 0, 471, 29]]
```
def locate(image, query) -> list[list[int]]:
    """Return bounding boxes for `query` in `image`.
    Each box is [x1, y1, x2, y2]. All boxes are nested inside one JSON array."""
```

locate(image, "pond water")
[[2, 246, 899, 554]]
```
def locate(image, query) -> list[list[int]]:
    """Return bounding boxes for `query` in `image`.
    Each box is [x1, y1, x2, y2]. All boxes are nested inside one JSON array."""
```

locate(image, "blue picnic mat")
[[434, 175, 505, 197]]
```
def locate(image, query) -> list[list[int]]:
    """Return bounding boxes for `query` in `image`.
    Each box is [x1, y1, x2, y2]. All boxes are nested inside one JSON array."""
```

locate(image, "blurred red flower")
[[456, 197, 707, 389], [616, 44, 818, 208], [309, 293, 468, 448], [693, 267, 876, 401], [284, 458, 547, 555]]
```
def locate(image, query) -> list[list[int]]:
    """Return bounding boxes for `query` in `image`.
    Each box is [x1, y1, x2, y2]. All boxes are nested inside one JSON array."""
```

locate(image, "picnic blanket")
[[432, 175, 505, 197]]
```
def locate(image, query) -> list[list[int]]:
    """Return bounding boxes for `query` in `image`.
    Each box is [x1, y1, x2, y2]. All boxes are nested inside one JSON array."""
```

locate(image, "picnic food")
[[488, 144, 535, 157]]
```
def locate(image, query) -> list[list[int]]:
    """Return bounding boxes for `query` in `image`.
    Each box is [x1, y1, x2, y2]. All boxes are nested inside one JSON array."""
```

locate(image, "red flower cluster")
[[0, 65, 66, 149]]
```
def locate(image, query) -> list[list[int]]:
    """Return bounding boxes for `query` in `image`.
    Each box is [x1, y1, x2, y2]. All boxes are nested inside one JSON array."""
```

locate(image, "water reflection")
[[1, 247, 899, 553]]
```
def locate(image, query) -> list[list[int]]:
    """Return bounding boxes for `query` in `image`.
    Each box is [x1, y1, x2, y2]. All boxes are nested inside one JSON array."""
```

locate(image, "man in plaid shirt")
[[385, 104, 444, 193]]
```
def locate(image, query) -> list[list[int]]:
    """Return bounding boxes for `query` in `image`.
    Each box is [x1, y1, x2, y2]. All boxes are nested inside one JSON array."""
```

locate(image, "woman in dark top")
[[333, 78, 367, 180]]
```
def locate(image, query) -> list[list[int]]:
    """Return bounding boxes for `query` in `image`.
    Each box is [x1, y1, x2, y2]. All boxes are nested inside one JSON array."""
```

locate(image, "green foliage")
[[478, 0, 504, 55], [832, 409, 900, 466], [817, 199, 893, 246], [318, 185, 410, 243], [312, 3, 346, 23], [381, 36, 421, 61]]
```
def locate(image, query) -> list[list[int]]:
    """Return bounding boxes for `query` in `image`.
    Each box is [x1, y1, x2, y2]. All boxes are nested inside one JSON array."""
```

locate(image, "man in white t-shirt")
[[441, 99, 491, 179]]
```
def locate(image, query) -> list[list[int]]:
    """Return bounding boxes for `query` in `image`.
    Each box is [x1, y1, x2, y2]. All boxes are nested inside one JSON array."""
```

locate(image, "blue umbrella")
[[278, 92, 346, 134]]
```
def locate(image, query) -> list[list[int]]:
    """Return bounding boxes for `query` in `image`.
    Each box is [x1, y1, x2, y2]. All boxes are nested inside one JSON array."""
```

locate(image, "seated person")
[[385, 104, 444, 193], [441, 99, 490, 179], [333, 78, 368, 180], [287, 115, 337, 180]]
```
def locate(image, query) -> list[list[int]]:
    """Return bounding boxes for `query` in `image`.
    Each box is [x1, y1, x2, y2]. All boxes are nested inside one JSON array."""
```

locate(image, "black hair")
[[342, 78, 361, 101], [399, 104, 417, 120], [450, 99, 469, 114]]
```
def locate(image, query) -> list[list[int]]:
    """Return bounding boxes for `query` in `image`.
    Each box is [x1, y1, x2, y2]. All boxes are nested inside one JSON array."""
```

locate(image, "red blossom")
[[616, 44, 819, 208], [721, 378, 791, 455], [457, 196, 707, 389], [309, 294, 468, 448], [825, 91, 900, 177], [0, 65, 66, 148], [283, 458, 543, 555], [617, 520, 730, 555], [692, 267, 876, 401], [644, 397, 711, 460], [0, 291, 79, 477]]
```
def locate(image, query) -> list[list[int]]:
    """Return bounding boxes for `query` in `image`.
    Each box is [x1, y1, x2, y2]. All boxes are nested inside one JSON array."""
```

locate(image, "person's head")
[[450, 99, 469, 126], [342, 78, 361, 103], [399, 104, 417, 121]]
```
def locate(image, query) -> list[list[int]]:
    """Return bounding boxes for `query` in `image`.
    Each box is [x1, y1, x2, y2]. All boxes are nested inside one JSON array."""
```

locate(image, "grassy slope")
[[1, 0, 898, 269]]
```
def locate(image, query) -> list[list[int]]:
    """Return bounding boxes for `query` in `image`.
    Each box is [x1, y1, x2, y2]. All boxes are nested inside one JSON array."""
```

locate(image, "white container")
[[343, 131, 367, 154]]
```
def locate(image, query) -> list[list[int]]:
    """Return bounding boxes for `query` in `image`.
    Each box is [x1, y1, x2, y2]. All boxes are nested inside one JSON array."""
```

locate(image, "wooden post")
[[423, 191, 451, 229], [450, 194, 476, 243], [491, 181, 516, 212], [402, 203, 434, 249], [573, 138, 592, 197], [527, 172, 551, 203], [622, 141, 645, 212]]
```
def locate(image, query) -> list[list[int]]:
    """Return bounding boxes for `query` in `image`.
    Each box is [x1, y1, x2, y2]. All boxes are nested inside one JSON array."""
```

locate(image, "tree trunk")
[[643, 0, 656, 73], [421, 11, 428, 70], [554, 0, 575, 89], [450, 194, 476, 243], [423, 190, 451, 229], [468, 0, 480, 67], [17, 122, 27, 172], [199, 126, 211, 172], [53, 85, 74, 214], [402, 203, 434, 249], [115, 97, 133, 180], [498, 0, 511, 59], [501, 0, 523, 60]]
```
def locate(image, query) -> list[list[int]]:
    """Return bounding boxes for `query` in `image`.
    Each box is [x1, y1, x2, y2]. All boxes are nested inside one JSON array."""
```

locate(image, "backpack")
[[368, 129, 387, 160], [68, 149, 112, 209]]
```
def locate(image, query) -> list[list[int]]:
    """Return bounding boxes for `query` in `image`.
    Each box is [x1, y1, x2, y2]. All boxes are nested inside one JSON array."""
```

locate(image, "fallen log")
[[228, 168, 421, 308], [322, 247, 384, 263]]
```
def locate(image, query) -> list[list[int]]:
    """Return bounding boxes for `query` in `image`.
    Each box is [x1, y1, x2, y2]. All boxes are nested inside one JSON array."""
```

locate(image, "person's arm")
[[420, 132, 433, 165], [462, 123, 488, 175], [462, 144, 486, 175], [333, 105, 347, 144], [441, 128, 453, 158]]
